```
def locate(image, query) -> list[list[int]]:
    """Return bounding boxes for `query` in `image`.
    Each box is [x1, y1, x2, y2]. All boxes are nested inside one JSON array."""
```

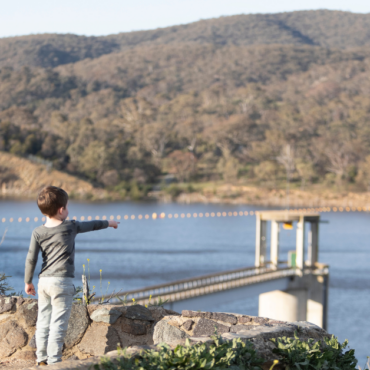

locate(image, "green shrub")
[[0, 273, 13, 296], [271, 332, 357, 370], [97, 336, 264, 370], [164, 184, 184, 199]]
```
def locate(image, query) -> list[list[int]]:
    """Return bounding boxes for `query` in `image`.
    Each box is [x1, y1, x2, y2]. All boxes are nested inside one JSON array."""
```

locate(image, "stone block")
[[182, 310, 212, 319], [77, 323, 121, 356], [13, 297, 25, 307], [148, 306, 167, 321], [238, 316, 252, 324], [125, 305, 153, 321], [164, 309, 180, 316], [153, 318, 189, 345], [189, 336, 214, 344], [29, 334, 36, 349], [230, 325, 257, 333], [65, 305, 89, 348], [0, 303, 13, 314], [269, 320, 286, 325], [253, 317, 269, 325], [117, 330, 154, 348], [192, 318, 230, 336], [182, 319, 194, 331], [0, 321, 28, 357], [120, 318, 149, 335], [18, 301, 38, 327], [211, 313, 237, 325], [0, 297, 16, 314], [91, 307, 122, 325]]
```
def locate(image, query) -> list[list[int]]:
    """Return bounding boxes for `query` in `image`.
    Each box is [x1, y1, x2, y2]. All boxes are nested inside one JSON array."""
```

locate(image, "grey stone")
[[120, 318, 149, 335], [12, 296, 25, 306], [65, 305, 90, 348], [0, 303, 13, 314], [0, 321, 28, 357], [182, 310, 212, 319], [290, 321, 326, 332], [253, 317, 269, 325], [269, 320, 286, 325], [0, 296, 16, 313], [211, 313, 237, 324], [148, 306, 167, 321], [247, 324, 295, 338], [222, 332, 256, 341], [91, 307, 122, 324], [125, 345, 159, 357], [153, 318, 189, 345], [230, 325, 257, 333], [78, 323, 121, 356], [238, 316, 252, 324], [125, 305, 154, 321], [164, 309, 180, 316], [182, 310, 197, 318], [192, 318, 230, 336], [189, 336, 214, 344], [29, 334, 36, 349], [18, 301, 38, 327], [182, 319, 194, 331]]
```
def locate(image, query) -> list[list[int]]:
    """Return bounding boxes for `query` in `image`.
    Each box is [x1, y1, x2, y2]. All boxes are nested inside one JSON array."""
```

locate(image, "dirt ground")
[[0, 359, 35, 370]]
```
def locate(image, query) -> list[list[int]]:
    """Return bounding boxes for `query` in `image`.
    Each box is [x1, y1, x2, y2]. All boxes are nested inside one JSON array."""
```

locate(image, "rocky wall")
[[0, 297, 176, 362], [0, 297, 331, 369], [153, 310, 330, 365]]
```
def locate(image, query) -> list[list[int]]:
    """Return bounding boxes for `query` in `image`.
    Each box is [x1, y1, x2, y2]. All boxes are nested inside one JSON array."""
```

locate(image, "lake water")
[[0, 200, 369, 364]]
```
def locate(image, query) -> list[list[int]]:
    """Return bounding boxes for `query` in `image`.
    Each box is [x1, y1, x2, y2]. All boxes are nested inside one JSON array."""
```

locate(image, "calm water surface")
[[0, 200, 369, 364]]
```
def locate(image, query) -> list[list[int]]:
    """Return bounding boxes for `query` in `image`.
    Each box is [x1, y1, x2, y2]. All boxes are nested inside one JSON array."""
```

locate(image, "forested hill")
[[2, 10, 370, 69], [2, 10, 370, 198]]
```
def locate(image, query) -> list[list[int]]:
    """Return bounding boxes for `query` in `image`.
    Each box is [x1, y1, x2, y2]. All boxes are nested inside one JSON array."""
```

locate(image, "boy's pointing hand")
[[108, 220, 120, 229]]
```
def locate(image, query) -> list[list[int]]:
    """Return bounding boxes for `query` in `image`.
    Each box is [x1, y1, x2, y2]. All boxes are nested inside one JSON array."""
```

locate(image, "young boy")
[[24, 186, 119, 365]]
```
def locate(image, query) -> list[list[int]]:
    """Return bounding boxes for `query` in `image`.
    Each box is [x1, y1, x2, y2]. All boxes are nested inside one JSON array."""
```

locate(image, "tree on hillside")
[[167, 150, 197, 182]]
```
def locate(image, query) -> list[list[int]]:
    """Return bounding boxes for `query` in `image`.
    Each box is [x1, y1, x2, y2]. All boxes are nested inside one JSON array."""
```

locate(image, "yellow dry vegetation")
[[0, 152, 107, 200]]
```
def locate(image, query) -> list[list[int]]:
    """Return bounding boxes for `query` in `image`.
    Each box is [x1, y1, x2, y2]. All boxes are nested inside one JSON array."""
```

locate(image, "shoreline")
[[2, 184, 370, 209]]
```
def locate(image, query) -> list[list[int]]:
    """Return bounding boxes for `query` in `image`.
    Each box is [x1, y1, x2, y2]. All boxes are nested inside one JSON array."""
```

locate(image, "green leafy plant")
[[73, 286, 83, 303], [148, 296, 169, 307], [97, 335, 264, 370], [0, 273, 14, 296], [271, 332, 358, 370]]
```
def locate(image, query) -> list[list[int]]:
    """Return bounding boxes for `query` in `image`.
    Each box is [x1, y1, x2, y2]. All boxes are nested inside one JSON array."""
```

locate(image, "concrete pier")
[[255, 210, 328, 329]]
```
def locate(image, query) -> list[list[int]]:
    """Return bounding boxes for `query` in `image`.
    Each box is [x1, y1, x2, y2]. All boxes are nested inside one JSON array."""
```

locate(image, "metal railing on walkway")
[[93, 262, 329, 306]]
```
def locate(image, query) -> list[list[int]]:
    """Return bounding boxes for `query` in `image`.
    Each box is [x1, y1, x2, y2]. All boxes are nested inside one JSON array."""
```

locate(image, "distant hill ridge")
[[1, 10, 370, 69]]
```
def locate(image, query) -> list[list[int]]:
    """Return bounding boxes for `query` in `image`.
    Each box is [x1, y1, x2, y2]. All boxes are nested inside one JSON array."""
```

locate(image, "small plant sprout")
[[87, 258, 90, 282], [269, 359, 279, 370]]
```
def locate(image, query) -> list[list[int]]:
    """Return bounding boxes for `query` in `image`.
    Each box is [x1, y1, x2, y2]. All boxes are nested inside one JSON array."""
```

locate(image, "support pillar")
[[271, 221, 279, 268], [255, 217, 267, 267], [307, 274, 328, 329], [259, 289, 307, 322], [296, 216, 305, 269], [307, 222, 319, 267]]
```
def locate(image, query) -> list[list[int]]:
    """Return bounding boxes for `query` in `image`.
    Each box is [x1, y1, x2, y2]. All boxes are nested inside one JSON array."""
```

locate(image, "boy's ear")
[[58, 206, 65, 215]]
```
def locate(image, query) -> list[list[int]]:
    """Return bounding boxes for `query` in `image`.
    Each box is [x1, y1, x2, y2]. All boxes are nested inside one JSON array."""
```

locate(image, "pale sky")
[[1, 0, 369, 38]]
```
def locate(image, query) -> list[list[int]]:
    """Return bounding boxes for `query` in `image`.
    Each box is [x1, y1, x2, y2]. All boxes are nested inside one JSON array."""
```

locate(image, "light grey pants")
[[36, 277, 75, 364]]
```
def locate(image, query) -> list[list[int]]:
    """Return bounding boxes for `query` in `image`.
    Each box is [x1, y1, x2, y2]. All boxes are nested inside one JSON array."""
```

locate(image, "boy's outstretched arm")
[[24, 232, 40, 296], [76, 220, 120, 234]]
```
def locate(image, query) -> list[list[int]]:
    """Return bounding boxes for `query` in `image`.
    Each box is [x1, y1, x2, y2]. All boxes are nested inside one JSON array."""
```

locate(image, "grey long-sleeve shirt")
[[24, 220, 109, 284]]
